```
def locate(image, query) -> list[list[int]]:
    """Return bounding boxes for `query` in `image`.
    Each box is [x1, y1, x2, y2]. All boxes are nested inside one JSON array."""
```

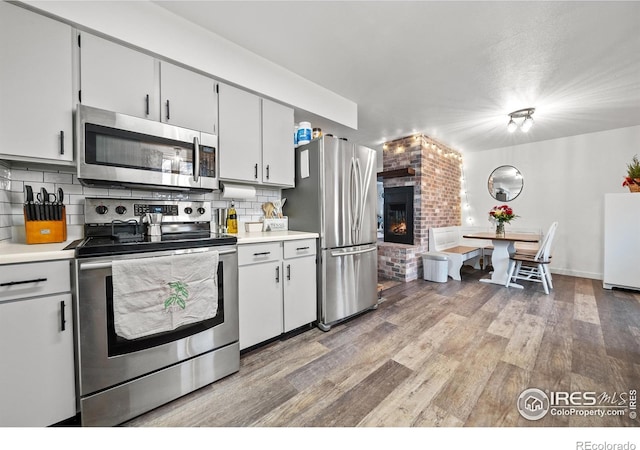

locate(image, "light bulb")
[[521, 115, 533, 132], [507, 118, 517, 133]]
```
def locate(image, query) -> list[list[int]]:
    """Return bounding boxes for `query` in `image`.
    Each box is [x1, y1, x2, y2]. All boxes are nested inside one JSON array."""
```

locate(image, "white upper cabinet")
[[262, 99, 295, 187], [79, 33, 218, 133], [219, 83, 294, 187], [160, 61, 218, 134], [79, 32, 159, 121], [0, 2, 73, 163], [218, 83, 262, 183]]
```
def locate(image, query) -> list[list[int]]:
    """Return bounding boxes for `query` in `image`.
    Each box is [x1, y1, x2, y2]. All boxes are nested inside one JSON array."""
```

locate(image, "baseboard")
[[549, 267, 602, 280]]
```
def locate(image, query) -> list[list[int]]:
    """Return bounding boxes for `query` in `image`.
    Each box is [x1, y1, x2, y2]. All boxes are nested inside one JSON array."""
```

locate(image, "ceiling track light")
[[507, 107, 535, 133]]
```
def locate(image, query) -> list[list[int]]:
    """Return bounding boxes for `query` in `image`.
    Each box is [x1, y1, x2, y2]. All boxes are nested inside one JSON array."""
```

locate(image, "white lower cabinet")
[[238, 239, 317, 350], [0, 260, 76, 426]]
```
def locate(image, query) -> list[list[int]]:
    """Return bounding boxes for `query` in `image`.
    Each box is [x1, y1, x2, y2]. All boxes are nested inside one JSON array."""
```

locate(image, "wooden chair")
[[506, 222, 558, 294]]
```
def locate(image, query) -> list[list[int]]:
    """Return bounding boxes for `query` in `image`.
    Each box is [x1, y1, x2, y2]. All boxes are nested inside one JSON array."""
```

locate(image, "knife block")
[[24, 206, 67, 244]]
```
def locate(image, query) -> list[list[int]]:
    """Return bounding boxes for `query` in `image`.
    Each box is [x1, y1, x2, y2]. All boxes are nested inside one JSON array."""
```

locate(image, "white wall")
[[23, 0, 357, 129], [462, 125, 640, 280]]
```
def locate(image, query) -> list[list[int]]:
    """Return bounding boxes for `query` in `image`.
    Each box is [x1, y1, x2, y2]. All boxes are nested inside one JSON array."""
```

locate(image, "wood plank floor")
[[124, 267, 640, 427]]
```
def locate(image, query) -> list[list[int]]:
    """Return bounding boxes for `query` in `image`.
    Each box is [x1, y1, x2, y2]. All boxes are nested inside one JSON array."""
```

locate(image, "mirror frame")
[[488, 165, 524, 202]]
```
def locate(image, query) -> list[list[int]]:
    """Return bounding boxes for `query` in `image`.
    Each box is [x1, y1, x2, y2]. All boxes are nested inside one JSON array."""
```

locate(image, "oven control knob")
[[184, 207, 193, 215], [197, 207, 206, 215], [95, 205, 108, 215], [115, 205, 127, 215]]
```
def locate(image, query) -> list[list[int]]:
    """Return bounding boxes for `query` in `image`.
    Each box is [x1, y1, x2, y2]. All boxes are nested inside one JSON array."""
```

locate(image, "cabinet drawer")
[[238, 242, 282, 266], [283, 239, 317, 259], [0, 260, 71, 302]]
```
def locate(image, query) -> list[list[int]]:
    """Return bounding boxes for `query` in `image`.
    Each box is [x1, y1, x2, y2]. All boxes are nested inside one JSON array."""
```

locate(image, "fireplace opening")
[[383, 186, 414, 245]]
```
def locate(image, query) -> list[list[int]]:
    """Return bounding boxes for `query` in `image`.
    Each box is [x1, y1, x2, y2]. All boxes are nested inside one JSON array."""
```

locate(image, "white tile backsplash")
[[0, 159, 282, 242]]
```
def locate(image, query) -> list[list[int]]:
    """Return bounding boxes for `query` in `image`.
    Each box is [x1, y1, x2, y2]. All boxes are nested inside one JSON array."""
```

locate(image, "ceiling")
[[154, 1, 640, 153]]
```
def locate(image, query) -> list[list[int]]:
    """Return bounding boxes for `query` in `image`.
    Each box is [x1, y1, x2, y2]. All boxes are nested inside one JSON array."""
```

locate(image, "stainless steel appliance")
[[284, 136, 378, 331], [76, 104, 218, 191], [73, 198, 238, 426]]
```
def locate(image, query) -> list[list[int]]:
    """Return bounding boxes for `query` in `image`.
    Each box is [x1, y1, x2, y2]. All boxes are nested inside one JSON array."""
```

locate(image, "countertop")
[[235, 230, 319, 244], [0, 240, 77, 265], [0, 230, 318, 265]]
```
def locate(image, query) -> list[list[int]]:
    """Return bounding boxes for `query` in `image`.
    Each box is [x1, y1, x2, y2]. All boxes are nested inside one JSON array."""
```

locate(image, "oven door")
[[76, 104, 218, 191], [74, 245, 237, 397]]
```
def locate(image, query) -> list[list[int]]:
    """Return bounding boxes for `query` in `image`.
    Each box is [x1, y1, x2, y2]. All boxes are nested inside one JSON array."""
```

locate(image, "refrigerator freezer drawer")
[[321, 244, 378, 326]]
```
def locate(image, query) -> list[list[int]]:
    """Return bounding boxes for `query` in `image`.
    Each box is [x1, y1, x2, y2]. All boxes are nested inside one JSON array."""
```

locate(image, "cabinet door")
[[262, 99, 294, 187], [80, 32, 159, 120], [0, 2, 73, 162], [0, 294, 75, 426], [283, 256, 317, 332], [160, 62, 218, 134], [238, 262, 283, 350], [218, 83, 261, 183]]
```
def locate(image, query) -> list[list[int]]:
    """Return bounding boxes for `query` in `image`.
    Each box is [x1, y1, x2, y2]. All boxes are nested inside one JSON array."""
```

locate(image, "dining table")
[[462, 231, 540, 288]]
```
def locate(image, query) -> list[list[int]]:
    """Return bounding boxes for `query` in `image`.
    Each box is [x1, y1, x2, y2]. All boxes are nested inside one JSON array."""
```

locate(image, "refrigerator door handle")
[[330, 246, 377, 257], [349, 158, 358, 242], [354, 157, 363, 240]]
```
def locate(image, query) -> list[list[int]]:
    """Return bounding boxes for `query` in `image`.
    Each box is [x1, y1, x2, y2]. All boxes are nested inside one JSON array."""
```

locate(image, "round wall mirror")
[[488, 165, 523, 201]]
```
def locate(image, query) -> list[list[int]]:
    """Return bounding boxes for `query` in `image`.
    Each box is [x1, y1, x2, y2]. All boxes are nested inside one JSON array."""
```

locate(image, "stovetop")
[[75, 232, 237, 258]]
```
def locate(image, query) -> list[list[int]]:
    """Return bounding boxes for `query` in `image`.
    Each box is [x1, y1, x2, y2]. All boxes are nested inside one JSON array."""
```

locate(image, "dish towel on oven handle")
[[112, 250, 219, 340]]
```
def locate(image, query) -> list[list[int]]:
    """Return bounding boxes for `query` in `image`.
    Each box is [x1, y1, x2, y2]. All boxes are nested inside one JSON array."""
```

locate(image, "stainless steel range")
[[73, 198, 238, 426]]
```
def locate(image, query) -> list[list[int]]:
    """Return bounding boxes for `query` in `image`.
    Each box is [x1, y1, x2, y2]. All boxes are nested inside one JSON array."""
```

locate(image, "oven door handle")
[[79, 248, 237, 271]]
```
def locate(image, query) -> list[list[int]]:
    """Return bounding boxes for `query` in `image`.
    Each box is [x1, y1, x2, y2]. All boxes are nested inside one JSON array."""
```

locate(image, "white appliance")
[[284, 136, 378, 331], [603, 193, 640, 291]]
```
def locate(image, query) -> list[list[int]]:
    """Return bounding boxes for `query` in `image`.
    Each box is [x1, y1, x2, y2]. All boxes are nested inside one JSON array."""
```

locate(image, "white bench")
[[428, 226, 484, 281]]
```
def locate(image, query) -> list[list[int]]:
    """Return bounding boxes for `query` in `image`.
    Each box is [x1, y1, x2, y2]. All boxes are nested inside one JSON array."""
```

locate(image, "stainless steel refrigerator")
[[284, 135, 378, 331]]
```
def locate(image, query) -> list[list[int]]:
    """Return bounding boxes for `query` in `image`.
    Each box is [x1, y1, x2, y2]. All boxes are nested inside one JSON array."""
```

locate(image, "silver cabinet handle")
[[286, 264, 291, 280], [59, 130, 64, 155], [330, 247, 377, 257], [275, 266, 280, 283], [166, 99, 170, 120]]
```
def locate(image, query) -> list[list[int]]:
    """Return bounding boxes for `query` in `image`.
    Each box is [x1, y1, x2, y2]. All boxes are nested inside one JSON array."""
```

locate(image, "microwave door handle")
[[193, 136, 200, 182]]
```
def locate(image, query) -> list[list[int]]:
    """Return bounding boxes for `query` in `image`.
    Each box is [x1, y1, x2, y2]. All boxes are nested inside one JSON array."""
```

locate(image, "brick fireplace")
[[377, 134, 462, 282]]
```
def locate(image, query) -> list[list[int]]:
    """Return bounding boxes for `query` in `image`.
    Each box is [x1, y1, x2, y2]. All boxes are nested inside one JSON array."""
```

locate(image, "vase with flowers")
[[622, 154, 640, 193], [489, 205, 518, 237]]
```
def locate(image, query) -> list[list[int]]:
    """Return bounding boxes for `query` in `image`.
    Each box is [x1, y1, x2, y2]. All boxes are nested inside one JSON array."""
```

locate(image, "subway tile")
[[10, 169, 44, 182], [107, 189, 132, 197], [57, 183, 83, 195], [11, 214, 24, 226], [0, 214, 12, 227], [63, 204, 83, 215], [0, 227, 12, 241], [44, 172, 74, 184], [82, 186, 110, 196], [9, 180, 24, 193]]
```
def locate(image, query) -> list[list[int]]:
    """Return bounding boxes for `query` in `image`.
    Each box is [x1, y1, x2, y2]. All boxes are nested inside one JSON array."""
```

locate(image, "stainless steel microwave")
[[76, 104, 218, 192]]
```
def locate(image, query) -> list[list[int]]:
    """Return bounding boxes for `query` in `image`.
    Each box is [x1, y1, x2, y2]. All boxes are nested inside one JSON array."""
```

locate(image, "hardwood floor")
[[124, 267, 640, 427]]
